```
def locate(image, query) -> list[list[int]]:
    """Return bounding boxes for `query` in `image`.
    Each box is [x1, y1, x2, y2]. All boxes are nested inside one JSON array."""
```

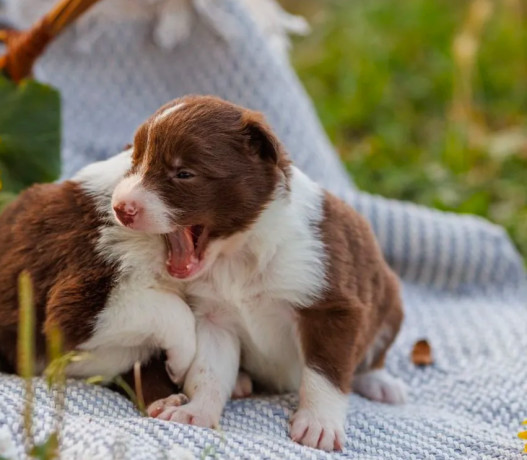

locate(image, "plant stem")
[[133, 361, 146, 415], [17, 270, 36, 454], [47, 0, 102, 36]]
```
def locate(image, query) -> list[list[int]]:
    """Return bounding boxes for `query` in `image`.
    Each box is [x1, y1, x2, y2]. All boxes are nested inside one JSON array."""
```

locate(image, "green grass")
[[286, 0, 527, 261]]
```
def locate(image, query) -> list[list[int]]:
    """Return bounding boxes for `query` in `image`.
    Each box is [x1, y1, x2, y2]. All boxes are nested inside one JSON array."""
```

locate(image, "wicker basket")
[[0, 0, 102, 82]]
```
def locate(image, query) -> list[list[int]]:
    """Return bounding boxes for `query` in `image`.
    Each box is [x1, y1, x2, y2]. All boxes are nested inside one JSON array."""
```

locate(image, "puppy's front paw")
[[353, 369, 407, 404], [154, 401, 219, 428], [147, 393, 189, 418], [289, 408, 345, 451]]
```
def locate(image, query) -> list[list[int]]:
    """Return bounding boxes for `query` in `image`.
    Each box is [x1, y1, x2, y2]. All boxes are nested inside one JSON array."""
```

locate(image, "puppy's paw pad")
[[232, 371, 253, 399], [147, 393, 189, 418], [289, 409, 345, 451], [353, 369, 407, 404]]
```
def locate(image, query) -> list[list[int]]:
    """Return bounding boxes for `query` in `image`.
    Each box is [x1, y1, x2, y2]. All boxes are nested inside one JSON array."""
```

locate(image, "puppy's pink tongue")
[[166, 227, 199, 279]]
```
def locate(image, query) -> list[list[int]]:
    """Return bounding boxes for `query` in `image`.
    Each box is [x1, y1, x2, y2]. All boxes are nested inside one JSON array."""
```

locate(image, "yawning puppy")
[[0, 152, 196, 390], [112, 95, 406, 451]]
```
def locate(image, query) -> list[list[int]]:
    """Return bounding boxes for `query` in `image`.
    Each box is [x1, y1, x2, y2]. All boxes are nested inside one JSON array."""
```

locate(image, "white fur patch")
[[69, 284, 195, 380], [232, 371, 253, 398], [186, 167, 326, 392], [290, 368, 348, 451], [156, 102, 186, 123], [74, 149, 133, 207]]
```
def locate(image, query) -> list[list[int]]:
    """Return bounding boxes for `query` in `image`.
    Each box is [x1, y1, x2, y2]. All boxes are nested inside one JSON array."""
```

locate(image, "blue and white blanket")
[[0, 1, 526, 458]]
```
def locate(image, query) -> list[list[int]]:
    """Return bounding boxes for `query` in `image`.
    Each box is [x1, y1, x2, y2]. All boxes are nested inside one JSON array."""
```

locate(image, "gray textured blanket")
[[0, 1, 526, 459]]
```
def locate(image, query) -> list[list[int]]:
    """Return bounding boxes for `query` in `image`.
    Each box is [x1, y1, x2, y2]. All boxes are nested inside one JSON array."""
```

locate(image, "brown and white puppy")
[[0, 151, 196, 395], [112, 95, 406, 451]]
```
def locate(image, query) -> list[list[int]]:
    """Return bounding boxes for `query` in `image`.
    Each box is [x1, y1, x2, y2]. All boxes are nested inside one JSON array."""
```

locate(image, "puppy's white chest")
[[238, 296, 303, 391], [189, 167, 328, 392], [190, 251, 314, 392]]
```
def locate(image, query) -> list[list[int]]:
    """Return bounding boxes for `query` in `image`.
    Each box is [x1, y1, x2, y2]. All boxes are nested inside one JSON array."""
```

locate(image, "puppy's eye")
[[175, 171, 194, 180]]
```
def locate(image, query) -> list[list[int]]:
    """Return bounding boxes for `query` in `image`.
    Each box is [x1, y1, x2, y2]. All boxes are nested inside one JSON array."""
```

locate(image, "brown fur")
[[0, 182, 117, 370], [299, 192, 403, 392]]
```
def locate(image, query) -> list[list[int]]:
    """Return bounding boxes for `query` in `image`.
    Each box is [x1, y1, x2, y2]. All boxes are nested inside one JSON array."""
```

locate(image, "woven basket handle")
[[0, 0, 102, 82]]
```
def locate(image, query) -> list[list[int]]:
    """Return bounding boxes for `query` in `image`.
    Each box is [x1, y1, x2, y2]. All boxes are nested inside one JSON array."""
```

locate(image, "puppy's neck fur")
[[192, 165, 328, 309]]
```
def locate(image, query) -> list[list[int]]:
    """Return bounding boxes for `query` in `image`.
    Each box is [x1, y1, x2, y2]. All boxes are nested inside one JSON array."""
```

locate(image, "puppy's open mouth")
[[164, 225, 208, 279]]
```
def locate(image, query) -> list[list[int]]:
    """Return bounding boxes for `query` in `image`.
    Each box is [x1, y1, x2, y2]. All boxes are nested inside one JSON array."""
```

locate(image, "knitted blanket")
[[0, 1, 526, 459]]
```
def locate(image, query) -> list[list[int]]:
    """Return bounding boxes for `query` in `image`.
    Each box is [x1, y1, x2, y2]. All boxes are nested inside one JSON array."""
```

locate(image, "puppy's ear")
[[242, 111, 282, 164]]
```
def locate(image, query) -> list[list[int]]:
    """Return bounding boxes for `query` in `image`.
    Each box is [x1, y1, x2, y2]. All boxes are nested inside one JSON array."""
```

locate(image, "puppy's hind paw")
[[353, 369, 407, 404], [231, 371, 252, 399]]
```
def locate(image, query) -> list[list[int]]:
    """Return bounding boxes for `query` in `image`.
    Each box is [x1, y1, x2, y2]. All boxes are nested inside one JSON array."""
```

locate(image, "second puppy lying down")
[[112, 95, 406, 451], [0, 151, 195, 395]]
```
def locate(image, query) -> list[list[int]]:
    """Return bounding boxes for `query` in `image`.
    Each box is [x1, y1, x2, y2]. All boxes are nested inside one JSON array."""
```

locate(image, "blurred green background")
[[282, 0, 527, 262]]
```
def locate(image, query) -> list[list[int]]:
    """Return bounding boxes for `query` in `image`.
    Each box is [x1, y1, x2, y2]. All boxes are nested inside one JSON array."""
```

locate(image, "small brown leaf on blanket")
[[411, 339, 433, 366]]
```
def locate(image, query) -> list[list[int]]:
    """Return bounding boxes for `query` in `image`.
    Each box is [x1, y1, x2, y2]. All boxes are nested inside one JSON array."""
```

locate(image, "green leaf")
[[85, 375, 106, 385], [43, 351, 90, 389], [0, 76, 61, 193]]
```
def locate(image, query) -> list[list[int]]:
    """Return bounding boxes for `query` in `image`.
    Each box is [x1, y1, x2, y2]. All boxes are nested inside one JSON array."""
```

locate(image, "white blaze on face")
[[111, 172, 173, 234], [155, 102, 186, 123], [111, 101, 187, 233]]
